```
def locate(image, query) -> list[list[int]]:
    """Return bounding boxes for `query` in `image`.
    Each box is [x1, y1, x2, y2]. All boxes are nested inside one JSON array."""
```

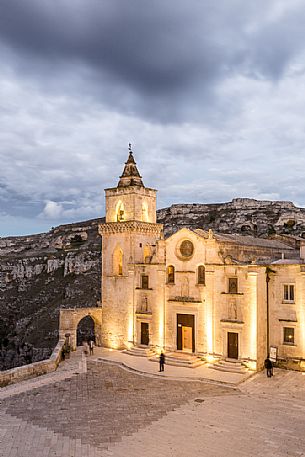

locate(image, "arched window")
[[167, 265, 175, 284], [143, 245, 151, 263], [116, 201, 125, 222], [113, 246, 123, 276], [197, 265, 205, 285]]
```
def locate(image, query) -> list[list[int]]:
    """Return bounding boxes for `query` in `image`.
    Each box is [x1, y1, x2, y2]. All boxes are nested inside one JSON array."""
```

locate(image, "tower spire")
[[118, 144, 144, 187]]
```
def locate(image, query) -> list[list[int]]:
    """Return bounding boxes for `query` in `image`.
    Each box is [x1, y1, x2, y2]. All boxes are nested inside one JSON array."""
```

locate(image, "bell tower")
[[105, 144, 157, 224], [99, 145, 164, 349]]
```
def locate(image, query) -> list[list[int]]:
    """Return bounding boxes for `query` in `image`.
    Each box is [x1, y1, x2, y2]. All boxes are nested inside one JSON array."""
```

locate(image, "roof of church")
[[118, 145, 144, 187], [271, 258, 302, 264], [193, 229, 295, 250]]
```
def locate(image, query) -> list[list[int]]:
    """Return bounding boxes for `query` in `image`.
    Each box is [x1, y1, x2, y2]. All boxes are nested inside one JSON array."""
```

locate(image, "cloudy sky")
[[1, 0, 305, 236]]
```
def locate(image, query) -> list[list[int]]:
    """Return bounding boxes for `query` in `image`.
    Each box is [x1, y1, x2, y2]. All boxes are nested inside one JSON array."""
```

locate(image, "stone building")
[[98, 148, 305, 370]]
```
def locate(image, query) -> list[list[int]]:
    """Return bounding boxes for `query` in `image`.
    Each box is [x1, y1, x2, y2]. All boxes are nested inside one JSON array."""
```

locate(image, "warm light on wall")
[[125, 341, 133, 350], [244, 360, 256, 371], [142, 201, 149, 222], [205, 304, 213, 354], [108, 336, 120, 350], [106, 322, 126, 349], [248, 272, 257, 363], [128, 312, 134, 344], [158, 318, 164, 348], [298, 276, 305, 355]]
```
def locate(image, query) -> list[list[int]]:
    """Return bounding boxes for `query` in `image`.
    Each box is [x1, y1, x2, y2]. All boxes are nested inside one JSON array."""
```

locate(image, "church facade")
[[98, 149, 305, 371]]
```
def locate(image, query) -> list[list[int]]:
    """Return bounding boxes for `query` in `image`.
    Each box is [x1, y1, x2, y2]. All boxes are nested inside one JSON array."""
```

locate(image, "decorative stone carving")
[[228, 298, 238, 320], [180, 240, 194, 258], [176, 239, 194, 260], [99, 221, 163, 236], [181, 277, 190, 297]]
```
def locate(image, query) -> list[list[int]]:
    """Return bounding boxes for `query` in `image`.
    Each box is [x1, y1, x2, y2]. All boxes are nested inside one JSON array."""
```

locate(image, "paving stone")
[[1, 358, 305, 456], [0, 360, 231, 456]]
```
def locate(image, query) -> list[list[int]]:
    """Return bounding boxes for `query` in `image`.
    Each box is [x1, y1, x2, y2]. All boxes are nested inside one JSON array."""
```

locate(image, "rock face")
[[1, 197, 305, 370], [158, 198, 305, 238], [0, 219, 102, 370]]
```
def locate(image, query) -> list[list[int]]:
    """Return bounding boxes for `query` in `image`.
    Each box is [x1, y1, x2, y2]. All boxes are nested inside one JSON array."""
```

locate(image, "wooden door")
[[141, 322, 149, 346], [182, 326, 193, 352], [227, 332, 238, 359], [177, 314, 195, 352]]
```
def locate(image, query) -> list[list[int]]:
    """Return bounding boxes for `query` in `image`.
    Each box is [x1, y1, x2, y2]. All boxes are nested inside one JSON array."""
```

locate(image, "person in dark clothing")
[[89, 339, 94, 356], [264, 357, 273, 377], [159, 351, 165, 372]]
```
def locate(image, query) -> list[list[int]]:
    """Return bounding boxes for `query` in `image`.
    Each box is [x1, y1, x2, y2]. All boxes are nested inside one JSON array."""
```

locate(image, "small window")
[[167, 265, 175, 284], [283, 327, 295, 345], [141, 275, 149, 289], [113, 246, 123, 276], [228, 278, 238, 294], [197, 265, 205, 285], [116, 201, 125, 222], [283, 284, 295, 302]]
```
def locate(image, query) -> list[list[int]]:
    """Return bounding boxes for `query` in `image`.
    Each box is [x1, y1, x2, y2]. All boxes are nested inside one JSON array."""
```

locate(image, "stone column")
[[204, 270, 215, 356], [247, 271, 258, 369]]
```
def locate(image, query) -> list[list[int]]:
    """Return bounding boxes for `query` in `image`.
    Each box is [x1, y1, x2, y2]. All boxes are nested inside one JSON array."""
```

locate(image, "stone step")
[[123, 346, 155, 358], [209, 359, 248, 373], [149, 352, 205, 368]]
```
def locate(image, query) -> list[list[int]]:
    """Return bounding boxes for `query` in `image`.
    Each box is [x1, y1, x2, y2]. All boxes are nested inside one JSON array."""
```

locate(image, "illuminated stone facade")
[[99, 149, 305, 370]]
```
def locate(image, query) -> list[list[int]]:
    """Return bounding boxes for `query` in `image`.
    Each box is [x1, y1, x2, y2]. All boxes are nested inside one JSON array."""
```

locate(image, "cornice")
[[98, 221, 163, 236]]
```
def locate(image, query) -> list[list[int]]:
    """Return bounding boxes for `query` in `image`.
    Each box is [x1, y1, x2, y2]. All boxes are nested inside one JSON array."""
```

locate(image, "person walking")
[[159, 351, 165, 372], [83, 340, 89, 356], [264, 356, 273, 377], [89, 339, 94, 356]]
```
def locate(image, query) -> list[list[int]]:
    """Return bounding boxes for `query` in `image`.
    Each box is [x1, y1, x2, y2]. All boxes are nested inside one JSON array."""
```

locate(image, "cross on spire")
[[117, 144, 144, 187]]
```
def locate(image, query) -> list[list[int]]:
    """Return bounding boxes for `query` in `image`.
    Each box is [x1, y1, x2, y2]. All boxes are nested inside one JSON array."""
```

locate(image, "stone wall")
[[0, 339, 64, 387]]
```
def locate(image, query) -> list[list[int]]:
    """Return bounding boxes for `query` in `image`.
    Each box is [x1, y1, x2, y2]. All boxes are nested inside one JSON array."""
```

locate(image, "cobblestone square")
[[1, 358, 305, 457]]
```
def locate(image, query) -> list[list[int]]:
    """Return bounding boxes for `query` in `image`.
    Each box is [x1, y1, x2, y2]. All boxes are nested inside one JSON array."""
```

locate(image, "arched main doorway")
[[59, 308, 102, 350], [76, 315, 95, 346]]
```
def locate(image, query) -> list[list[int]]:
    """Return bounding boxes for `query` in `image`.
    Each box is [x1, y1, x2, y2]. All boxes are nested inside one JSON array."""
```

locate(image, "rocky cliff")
[[158, 198, 305, 238], [1, 197, 305, 370], [0, 219, 102, 370]]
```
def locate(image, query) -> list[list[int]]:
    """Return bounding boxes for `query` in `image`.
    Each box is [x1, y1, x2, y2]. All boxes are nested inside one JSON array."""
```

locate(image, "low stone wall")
[[0, 339, 65, 388], [275, 357, 305, 372]]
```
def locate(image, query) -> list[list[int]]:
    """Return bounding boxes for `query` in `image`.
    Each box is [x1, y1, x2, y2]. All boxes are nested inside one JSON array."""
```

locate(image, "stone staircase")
[[209, 359, 248, 374], [123, 345, 156, 358], [149, 352, 205, 368]]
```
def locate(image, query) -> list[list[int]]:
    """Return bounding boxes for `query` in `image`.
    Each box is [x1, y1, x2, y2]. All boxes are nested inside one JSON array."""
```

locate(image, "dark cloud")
[[1, 1, 305, 235], [1, 1, 304, 122]]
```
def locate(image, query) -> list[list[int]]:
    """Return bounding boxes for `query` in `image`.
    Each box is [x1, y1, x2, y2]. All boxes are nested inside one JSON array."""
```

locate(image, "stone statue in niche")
[[181, 277, 189, 298], [141, 295, 148, 312], [228, 298, 237, 320]]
